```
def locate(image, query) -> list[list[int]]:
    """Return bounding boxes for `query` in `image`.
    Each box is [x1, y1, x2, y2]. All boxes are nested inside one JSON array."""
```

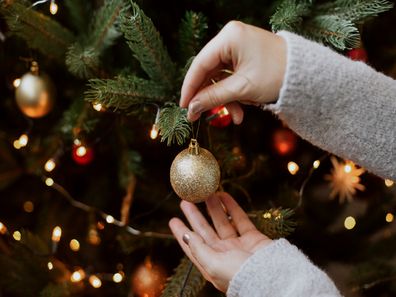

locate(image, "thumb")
[[187, 74, 249, 122], [185, 232, 219, 276]]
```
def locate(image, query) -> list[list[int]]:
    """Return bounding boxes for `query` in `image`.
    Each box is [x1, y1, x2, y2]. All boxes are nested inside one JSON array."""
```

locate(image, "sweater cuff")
[[263, 31, 309, 114], [226, 238, 340, 297]]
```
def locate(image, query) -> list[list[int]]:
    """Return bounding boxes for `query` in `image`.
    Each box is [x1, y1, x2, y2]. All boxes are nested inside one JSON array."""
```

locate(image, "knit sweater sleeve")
[[227, 239, 341, 297], [265, 31, 396, 180]]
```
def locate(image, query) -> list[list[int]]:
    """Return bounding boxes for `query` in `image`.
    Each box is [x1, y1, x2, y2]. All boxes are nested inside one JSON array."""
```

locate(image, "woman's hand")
[[169, 192, 271, 292], [180, 21, 287, 124]]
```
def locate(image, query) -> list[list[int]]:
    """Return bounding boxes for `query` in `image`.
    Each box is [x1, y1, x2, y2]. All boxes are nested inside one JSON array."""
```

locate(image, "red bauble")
[[72, 144, 94, 165], [273, 128, 297, 156], [347, 48, 367, 62], [207, 105, 232, 128]]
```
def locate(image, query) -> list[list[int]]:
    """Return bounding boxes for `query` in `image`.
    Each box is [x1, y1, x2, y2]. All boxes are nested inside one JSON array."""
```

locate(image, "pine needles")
[[271, 0, 393, 50], [158, 103, 191, 146], [250, 208, 296, 239]]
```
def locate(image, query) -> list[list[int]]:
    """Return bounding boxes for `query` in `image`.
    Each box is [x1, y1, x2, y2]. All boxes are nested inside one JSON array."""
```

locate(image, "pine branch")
[[66, 0, 127, 78], [161, 257, 206, 297], [85, 75, 168, 111], [179, 11, 208, 61], [317, 0, 393, 23], [270, 0, 312, 32], [0, 0, 75, 63], [158, 103, 191, 146], [303, 15, 360, 50], [120, 1, 176, 90], [250, 208, 296, 239]]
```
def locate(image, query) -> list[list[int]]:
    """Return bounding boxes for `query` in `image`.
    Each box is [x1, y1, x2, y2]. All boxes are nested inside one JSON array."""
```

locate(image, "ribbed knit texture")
[[227, 239, 341, 297], [266, 31, 396, 180]]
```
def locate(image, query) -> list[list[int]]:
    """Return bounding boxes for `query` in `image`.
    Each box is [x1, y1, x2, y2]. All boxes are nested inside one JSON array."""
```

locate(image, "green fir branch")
[[158, 103, 191, 146], [120, 1, 176, 90], [317, 0, 393, 23], [66, 0, 127, 78], [304, 15, 360, 50], [250, 208, 296, 239], [179, 11, 208, 61], [0, 1, 75, 62], [161, 257, 206, 297], [85, 75, 168, 111], [270, 0, 312, 32]]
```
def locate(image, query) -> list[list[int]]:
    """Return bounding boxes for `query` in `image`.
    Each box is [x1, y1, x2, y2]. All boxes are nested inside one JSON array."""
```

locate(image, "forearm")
[[227, 239, 341, 297], [266, 31, 396, 180]]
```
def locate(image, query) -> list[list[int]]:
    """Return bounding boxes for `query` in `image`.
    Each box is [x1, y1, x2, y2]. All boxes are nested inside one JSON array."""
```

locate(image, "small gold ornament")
[[15, 61, 54, 118], [170, 139, 220, 203]]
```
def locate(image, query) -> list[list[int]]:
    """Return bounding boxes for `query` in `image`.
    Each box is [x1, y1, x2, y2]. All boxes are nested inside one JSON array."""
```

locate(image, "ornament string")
[[179, 260, 194, 297]]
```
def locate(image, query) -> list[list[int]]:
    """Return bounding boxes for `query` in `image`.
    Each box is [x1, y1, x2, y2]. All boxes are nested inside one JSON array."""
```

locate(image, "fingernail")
[[182, 233, 190, 245], [189, 101, 203, 115]]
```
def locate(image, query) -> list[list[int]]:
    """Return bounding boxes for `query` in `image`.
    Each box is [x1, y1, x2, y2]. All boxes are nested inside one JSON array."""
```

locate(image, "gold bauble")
[[170, 139, 220, 203], [15, 63, 54, 118], [131, 257, 167, 297]]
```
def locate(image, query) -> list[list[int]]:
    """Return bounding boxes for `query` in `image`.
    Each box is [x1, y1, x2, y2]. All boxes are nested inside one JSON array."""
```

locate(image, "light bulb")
[[52, 226, 62, 242], [13, 78, 21, 88], [344, 216, 356, 230], [106, 215, 115, 224], [44, 158, 56, 172], [150, 124, 159, 139], [18, 134, 29, 147], [113, 272, 124, 283], [69, 239, 80, 252], [49, 1, 58, 15], [71, 269, 85, 282], [0, 222, 7, 235], [386, 213, 394, 223], [385, 179, 394, 187], [13, 231, 21, 241], [313, 160, 320, 169], [287, 161, 299, 175], [344, 164, 352, 173], [45, 177, 54, 187], [47, 261, 54, 270], [76, 145, 87, 157], [23, 201, 34, 213], [92, 102, 103, 111], [89, 275, 102, 288]]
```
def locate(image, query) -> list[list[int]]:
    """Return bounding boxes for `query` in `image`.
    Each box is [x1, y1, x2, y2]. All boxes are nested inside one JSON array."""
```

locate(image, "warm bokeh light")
[[13, 140, 22, 150], [92, 102, 103, 111], [150, 124, 159, 139], [73, 138, 81, 146], [45, 177, 54, 187], [344, 216, 356, 230], [89, 275, 102, 288], [344, 164, 352, 173], [19, 134, 29, 147], [76, 145, 87, 157], [385, 179, 394, 187], [47, 262, 54, 270], [49, 1, 58, 15], [106, 215, 115, 224], [23, 201, 34, 213], [70, 239, 80, 252], [313, 160, 320, 169], [287, 161, 299, 175], [52, 226, 62, 242], [44, 158, 56, 172], [113, 272, 124, 283], [386, 213, 394, 223], [0, 222, 7, 235], [13, 231, 22, 241], [70, 269, 85, 282], [13, 78, 21, 88]]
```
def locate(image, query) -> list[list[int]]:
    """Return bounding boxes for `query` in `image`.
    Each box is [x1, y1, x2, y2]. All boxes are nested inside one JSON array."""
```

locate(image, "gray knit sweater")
[[227, 31, 396, 297]]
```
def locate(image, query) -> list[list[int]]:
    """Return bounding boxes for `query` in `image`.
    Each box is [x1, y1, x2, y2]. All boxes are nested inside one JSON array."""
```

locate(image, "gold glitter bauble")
[[170, 139, 220, 203], [15, 62, 54, 118]]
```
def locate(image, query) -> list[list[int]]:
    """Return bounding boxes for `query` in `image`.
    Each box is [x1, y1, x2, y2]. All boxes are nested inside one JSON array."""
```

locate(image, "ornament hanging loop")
[[188, 139, 200, 155]]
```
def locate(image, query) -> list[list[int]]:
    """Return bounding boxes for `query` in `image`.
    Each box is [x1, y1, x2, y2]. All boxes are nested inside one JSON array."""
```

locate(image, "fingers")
[[186, 74, 249, 122], [180, 27, 232, 109], [168, 218, 212, 280], [206, 194, 237, 239], [225, 102, 244, 125], [180, 200, 219, 244], [219, 192, 257, 235]]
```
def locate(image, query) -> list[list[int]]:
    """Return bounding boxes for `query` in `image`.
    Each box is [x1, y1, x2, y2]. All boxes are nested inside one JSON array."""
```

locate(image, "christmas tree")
[[0, 0, 395, 296]]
